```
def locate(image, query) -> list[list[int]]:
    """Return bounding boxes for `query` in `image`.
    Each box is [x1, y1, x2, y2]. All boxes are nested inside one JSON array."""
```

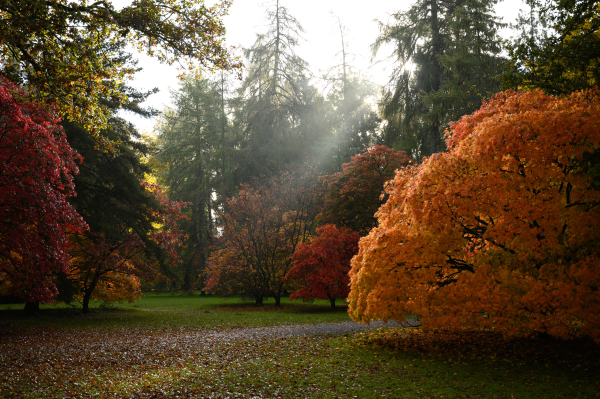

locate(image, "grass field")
[[0, 293, 598, 398]]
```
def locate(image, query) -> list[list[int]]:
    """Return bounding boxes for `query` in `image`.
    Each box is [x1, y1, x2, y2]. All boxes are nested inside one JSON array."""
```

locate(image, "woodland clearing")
[[0, 293, 598, 398]]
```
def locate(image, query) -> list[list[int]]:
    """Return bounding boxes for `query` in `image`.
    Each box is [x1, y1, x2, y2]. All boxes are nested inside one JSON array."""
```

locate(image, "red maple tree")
[[0, 76, 86, 304], [286, 224, 359, 308], [320, 145, 411, 236]]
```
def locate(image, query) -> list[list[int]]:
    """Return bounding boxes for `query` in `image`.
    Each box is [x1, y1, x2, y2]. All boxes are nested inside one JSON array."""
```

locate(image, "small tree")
[[206, 165, 321, 305], [286, 224, 359, 308], [320, 145, 411, 236], [67, 183, 187, 312]]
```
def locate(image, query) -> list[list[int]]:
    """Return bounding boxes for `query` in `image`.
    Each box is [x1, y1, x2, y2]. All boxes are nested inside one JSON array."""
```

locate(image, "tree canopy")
[[0, 0, 241, 139], [0, 76, 86, 304], [348, 89, 600, 341]]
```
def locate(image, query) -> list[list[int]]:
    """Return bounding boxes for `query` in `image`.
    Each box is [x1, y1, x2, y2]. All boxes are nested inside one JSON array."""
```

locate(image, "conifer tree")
[[375, 0, 505, 159]]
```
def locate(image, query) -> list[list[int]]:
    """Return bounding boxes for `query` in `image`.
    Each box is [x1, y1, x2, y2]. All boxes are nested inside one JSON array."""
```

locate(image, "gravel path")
[[199, 319, 420, 342]]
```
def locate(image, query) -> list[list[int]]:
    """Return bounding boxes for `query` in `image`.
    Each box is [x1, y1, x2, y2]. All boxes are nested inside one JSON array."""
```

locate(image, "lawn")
[[0, 293, 598, 398]]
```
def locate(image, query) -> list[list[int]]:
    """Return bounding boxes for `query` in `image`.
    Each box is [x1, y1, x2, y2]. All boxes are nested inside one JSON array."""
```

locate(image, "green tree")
[[153, 75, 231, 292], [375, 0, 505, 158], [503, 0, 600, 95], [236, 0, 324, 179], [0, 0, 241, 141]]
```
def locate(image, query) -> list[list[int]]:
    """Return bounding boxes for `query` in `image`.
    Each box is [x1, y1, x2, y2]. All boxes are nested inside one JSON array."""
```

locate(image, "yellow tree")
[[348, 89, 600, 341]]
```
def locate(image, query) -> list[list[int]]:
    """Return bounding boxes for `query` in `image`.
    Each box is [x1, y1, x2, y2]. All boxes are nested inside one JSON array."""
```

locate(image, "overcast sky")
[[120, 0, 528, 133]]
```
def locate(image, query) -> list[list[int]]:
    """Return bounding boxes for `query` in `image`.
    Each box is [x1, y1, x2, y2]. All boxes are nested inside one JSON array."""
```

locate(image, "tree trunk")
[[274, 294, 281, 307], [82, 290, 94, 313], [329, 297, 336, 309], [429, 0, 442, 155], [82, 273, 100, 313], [24, 301, 39, 314]]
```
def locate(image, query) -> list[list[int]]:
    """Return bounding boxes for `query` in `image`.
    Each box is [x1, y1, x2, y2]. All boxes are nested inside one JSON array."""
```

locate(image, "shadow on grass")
[[360, 327, 600, 373]]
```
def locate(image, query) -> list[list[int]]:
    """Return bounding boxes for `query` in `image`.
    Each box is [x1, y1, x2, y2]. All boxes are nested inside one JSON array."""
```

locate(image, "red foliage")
[[286, 224, 359, 307], [0, 76, 86, 302], [348, 89, 600, 341], [320, 145, 411, 235]]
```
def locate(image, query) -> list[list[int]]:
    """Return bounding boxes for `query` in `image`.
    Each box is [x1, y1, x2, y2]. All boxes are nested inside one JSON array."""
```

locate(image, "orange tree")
[[286, 224, 359, 308], [319, 145, 411, 236], [206, 166, 322, 306], [348, 89, 600, 341], [67, 183, 187, 312]]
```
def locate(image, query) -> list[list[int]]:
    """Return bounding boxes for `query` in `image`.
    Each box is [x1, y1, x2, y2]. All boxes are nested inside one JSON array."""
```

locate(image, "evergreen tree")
[[503, 0, 600, 95], [153, 75, 231, 292], [375, 0, 505, 159], [236, 0, 324, 179], [322, 16, 379, 171]]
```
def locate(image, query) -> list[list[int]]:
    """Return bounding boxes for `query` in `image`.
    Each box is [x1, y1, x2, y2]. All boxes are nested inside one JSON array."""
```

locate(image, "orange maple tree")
[[286, 224, 359, 308], [348, 89, 600, 341]]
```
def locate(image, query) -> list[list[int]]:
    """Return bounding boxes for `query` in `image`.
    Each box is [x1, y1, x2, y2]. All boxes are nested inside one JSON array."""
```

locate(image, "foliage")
[[348, 89, 600, 341], [503, 0, 600, 95], [67, 182, 187, 311], [0, 0, 241, 139], [286, 224, 359, 308], [375, 0, 505, 157], [320, 145, 411, 236], [0, 76, 86, 303], [206, 165, 322, 305], [153, 75, 232, 291], [235, 0, 326, 179]]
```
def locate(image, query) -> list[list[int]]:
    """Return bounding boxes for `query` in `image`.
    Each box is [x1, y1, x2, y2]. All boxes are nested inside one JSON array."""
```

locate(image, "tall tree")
[[0, 76, 86, 309], [153, 75, 230, 292], [0, 0, 241, 141], [503, 0, 600, 95], [322, 16, 380, 171], [236, 0, 323, 179], [374, 0, 504, 158]]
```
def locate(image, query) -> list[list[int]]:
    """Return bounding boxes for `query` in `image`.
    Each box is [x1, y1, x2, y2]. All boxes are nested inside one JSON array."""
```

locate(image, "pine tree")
[[375, 0, 505, 159], [236, 0, 324, 179]]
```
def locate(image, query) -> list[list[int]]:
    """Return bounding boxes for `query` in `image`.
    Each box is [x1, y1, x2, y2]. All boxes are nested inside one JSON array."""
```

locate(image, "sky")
[[120, 0, 528, 133]]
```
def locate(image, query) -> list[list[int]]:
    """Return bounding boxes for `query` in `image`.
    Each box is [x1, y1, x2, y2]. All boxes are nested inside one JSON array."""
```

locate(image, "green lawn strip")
[[4, 330, 597, 398], [0, 293, 351, 330]]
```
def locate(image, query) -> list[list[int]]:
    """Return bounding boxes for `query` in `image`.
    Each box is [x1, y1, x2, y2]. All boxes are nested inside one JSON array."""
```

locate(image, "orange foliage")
[[348, 89, 600, 341]]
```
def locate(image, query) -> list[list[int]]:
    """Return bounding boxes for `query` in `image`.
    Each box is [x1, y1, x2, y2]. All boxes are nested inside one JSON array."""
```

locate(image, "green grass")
[[1, 292, 598, 398], [0, 292, 351, 329]]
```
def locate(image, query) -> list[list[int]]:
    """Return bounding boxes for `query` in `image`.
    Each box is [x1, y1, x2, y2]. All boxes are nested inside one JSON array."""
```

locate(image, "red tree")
[[0, 77, 86, 306], [286, 224, 359, 308], [320, 145, 411, 236]]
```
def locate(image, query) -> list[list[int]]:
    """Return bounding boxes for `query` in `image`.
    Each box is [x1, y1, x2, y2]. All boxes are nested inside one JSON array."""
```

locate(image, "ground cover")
[[0, 293, 598, 398], [0, 293, 350, 329]]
